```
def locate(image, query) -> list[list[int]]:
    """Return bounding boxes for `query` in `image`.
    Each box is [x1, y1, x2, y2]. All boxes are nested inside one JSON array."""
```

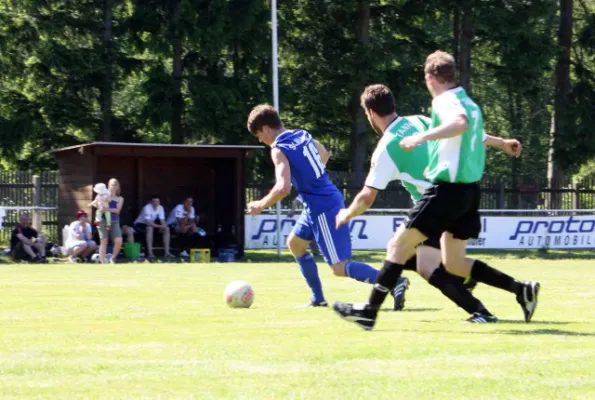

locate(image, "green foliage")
[[0, 0, 593, 180]]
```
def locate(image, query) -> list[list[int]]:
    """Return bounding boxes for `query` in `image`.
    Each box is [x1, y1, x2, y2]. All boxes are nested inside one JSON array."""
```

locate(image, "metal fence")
[[0, 171, 59, 244], [246, 172, 595, 211]]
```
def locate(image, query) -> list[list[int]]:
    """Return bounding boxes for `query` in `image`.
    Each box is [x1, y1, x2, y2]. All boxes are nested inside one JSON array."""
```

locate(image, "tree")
[[548, 0, 573, 207]]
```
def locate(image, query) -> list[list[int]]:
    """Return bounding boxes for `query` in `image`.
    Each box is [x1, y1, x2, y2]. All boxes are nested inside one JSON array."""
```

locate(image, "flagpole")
[[272, 0, 282, 258]]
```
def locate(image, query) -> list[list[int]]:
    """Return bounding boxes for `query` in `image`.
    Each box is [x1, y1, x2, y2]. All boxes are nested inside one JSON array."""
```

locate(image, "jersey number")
[[303, 142, 326, 178]]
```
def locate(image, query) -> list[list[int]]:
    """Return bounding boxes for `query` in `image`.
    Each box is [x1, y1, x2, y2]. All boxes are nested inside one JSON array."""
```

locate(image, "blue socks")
[[296, 253, 325, 303], [345, 261, 379, 284]]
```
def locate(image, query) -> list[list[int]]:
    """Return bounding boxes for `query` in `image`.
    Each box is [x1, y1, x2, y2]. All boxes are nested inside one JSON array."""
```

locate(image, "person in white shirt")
[[65, 210, 97, 262], [134, 195, 173, 259], [166, 196, 198, 235]]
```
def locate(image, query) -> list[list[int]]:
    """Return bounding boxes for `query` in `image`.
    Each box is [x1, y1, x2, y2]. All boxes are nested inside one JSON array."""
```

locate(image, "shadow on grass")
[[244, 249, 595, 264], [494, 328, 595, 337], [380, 307, 441, 313]]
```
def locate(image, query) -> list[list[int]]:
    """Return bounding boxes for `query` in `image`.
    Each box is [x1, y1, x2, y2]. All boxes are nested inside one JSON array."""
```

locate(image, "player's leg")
[[287, 210, 326, 307], [332, 223, 425, 330], [333, 184, 460, 330], [415, 242, 496, 322], [313, 207, 411, 311], [441, 186, 540, 322]]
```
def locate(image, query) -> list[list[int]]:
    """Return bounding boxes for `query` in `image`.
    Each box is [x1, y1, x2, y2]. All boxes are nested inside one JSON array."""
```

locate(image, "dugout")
[[51, 142, 263, 255]]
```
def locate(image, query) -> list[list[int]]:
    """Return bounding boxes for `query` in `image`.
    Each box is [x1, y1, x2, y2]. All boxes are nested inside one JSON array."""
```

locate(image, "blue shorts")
[[292, 207, 352, 265]]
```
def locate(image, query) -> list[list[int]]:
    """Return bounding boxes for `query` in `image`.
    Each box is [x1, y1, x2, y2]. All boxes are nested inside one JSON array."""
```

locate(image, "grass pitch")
[[1, 251, 594, 399]]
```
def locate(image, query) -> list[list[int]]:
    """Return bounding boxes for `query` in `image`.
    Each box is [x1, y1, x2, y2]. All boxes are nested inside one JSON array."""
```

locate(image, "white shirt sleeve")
[[142, 204, 152, 222], [189, 207, 196, 219], [158, 206, 165, 221], [365, 143, 400, 190], [174, 205, 186, 219], [433, 91, 467, 125]]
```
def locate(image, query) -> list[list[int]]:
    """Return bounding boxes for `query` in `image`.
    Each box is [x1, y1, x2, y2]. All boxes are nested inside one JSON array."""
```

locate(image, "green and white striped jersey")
[[365, 115, 432, 203]]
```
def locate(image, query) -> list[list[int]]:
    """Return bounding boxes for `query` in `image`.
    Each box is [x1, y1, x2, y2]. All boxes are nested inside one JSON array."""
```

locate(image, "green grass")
[[1, 252, 595, 399]]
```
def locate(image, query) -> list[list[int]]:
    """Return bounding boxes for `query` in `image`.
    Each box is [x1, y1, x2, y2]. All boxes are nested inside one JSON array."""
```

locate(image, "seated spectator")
[[64, 210, 97, 262], [167, 196, 199, 235], [10, 213, 47, 263], [134, 195, 173, 259]]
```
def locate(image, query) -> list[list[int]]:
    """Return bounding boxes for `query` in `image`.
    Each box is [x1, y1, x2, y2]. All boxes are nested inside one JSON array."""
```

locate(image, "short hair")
[[360, 84, 396, 117], [247, 104, 283, 135], [150, 195, 159, 200], [184, 196, 193, 202], [424, 50, 457, 84]]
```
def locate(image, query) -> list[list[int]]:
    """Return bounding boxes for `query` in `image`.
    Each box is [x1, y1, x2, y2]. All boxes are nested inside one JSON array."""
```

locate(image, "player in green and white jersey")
[[332, 83, 540, 328]]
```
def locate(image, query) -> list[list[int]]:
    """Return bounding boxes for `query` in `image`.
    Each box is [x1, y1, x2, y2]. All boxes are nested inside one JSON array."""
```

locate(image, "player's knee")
[[417, 263, 436, 281], [387, 237, 415, 263], [330, 262, 346, 277]]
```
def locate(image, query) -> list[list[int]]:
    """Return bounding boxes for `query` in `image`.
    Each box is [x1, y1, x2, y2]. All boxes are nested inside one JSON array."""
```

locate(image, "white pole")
[[272, 0, 282, 258]]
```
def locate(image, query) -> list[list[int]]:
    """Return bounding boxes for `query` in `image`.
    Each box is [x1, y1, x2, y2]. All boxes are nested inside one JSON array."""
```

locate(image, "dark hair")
[[247, 104, 283, 135], [150, 195, 159, 200], [184, 196, 193, 202], [360, 84, 396, 117], [424, 50, 457, 84]]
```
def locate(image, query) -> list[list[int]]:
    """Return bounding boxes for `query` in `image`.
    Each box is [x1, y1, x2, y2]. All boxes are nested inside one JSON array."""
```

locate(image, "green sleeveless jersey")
[[426, 87, 486, 183]]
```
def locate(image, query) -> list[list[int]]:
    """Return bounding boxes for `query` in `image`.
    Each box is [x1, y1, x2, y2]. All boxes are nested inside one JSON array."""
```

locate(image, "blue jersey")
[[273, 129, 343, 214]]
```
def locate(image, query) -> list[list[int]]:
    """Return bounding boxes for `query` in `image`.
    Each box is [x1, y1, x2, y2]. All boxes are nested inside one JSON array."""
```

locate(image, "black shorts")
[[11, 242, 31, 260], [406, 181, 481, 241]]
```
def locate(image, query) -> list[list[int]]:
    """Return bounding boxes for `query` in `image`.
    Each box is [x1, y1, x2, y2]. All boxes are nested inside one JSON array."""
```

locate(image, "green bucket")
[[124, 242, 141, 260]]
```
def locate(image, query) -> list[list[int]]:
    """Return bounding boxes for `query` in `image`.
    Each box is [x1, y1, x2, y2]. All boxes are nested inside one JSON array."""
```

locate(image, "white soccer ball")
[[91, 253, 101, 263], [224, 280, 254, 308]]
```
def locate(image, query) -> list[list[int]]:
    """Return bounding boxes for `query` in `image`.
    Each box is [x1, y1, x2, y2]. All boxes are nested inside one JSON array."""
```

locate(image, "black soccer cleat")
[[392, 276, 410, 311], [463, 276, 478, 292], [516, 281, 540, 323], [465, 312, 498, 323], [299, 300, 328, 308], [332, 301, 377, 330]]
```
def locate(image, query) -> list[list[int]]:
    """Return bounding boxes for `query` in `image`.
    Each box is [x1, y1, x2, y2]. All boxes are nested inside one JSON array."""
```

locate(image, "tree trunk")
[[100, 0, 113, 141], [459, 9, 472, 91], [452, 6, 460, 62], [350, 1, 370, 187], [171, 1, 184, 144], [548, 0, 573, 208]]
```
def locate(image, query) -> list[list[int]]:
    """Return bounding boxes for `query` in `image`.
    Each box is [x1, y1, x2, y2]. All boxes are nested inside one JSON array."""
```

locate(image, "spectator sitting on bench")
[[167, 196, 199, 235], [134, 195, 173, 259], [65, 210, 97, 263], [10, 213, 47, 263]]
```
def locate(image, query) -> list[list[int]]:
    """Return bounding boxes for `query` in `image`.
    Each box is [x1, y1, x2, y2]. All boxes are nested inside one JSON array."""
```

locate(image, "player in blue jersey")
[[246, 104, 410, 308]]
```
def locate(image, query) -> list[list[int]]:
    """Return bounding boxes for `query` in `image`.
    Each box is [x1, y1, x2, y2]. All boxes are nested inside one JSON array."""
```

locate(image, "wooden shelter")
[[51, 142, 263, 251]]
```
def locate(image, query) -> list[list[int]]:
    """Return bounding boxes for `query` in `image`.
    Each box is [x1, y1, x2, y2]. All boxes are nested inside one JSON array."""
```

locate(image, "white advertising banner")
[[245, 214, 595, 250]]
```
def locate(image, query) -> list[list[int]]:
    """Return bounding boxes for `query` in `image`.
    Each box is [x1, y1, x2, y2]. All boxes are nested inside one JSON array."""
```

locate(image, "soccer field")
[[1, 252, 594, 399]]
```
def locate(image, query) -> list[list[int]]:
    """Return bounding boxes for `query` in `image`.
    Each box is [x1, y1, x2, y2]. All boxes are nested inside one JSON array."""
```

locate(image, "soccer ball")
[[91, 253, 101, 263], [224, 280, 254, 308]]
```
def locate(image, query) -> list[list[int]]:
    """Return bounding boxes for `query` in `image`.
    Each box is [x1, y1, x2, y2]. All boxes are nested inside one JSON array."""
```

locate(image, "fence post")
[[498, 182, 505, 209], [32, 175, 42, 232], [572, 181, 579, 209]]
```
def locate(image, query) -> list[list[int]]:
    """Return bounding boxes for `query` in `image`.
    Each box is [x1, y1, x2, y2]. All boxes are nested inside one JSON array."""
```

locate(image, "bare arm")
[[400, 115, 468, 150], [421, 115, 468, 141], [247, 148, 291, 215], [340, 186, 378, 221], [314, 140, 330, 165], [16, 233, 35, 246], [484, 133, 522, 157]]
